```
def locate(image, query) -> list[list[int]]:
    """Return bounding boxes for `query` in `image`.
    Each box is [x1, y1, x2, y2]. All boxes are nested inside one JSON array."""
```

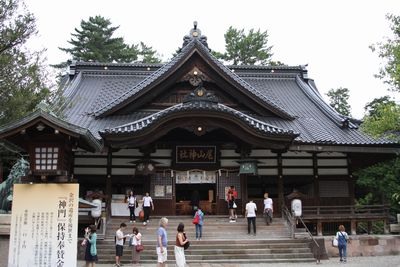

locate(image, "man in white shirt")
[[263, 192, 273, 225], [245, 200, 257, 236], [115, 222, 127, 267], [142, 192, 154, 225]]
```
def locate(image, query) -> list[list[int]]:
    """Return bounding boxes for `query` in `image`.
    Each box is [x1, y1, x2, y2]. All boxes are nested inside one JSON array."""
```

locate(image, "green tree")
[[57, 15, 162, 65], [326, 87, 351, 116], [138, 42, 161, 64], [364, 95, 396, 117], [0, 0, 51, 179], [0, 0, 50, 125], [59, 15, 139, 63], [370, 14, 400, 92], [213, 26, 277, 65]]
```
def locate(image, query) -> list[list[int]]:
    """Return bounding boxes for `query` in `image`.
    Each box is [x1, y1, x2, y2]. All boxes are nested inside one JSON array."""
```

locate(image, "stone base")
[[325, 235, 400, 257]]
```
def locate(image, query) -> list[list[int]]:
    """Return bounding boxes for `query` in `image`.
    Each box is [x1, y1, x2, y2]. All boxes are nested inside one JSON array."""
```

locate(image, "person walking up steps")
[[336, 224, 350, 263], [263, 192, 273, 225], [175, 222, 189, 267], [245, 199, 257, 236]]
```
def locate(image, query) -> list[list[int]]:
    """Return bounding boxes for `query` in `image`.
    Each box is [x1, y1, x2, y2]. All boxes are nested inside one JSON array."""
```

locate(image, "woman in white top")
[[263, 193, 273, 225], [142, 192, 154, 225], [130, 226, 142, 264], [127, 191, 136, 223]]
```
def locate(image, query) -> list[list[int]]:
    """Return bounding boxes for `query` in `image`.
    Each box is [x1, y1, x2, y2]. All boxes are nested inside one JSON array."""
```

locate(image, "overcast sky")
[[25, 0, 400, 119]]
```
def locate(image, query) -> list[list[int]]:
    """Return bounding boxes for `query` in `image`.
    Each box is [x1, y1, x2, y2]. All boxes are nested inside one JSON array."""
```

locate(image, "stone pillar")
[[384, 219, 390, 234], [351, 219, 357, 235]]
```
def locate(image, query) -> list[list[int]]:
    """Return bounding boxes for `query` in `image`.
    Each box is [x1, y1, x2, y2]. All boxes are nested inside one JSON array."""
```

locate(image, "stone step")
[[89, 216, 315, 264]]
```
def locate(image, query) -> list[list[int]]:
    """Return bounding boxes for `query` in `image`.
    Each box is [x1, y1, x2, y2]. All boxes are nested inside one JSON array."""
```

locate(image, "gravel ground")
[[77, 255, 400, 267]]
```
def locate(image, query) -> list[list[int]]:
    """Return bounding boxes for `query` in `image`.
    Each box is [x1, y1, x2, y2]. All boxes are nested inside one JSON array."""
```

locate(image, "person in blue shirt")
[[335, 224, 350, 263], [193, 207, 204, 240], [156, 217, 168, 267]]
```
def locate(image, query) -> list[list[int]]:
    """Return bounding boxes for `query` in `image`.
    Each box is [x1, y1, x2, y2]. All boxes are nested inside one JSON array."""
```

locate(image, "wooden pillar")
[[105, 148, 112, 216], [367, 221, 373, 234], [277, 152, 284, 213], [0, 161, 3, 183], [240, 174, 247, 216], [317, 220, 323, 236], [347, 155, 355, 205], [384, 219, 390, 234], [312, 153, 320, 206]]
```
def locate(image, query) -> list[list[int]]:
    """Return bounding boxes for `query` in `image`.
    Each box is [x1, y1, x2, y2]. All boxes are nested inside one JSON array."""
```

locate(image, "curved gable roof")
[[92, 39, 295, 120]]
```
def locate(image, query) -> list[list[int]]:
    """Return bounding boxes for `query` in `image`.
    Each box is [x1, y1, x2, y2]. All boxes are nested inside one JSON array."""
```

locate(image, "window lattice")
[[34, 147, 59, 171]]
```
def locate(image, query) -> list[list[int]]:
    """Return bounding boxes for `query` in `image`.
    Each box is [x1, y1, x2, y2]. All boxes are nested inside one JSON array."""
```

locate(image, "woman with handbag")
[[174, 223, 189, 267], [84, 225, 98, 267], [193, 207, 204, 240], [335, 224, 350, 263], [127, 191, 137, 223], [129, 227, 142, 265]]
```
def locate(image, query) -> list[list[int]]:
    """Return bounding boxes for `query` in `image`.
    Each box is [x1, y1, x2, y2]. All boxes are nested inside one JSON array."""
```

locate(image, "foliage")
[[213, 26, 276, 65], [370, 14, 400, 92], [361, 102, 400, 140], [0, 0, 51, 125], [137, 42, 161, 64], [326, 87, 351, 116], [364, 95, 396, 117], [355, 157, 400, 214], [57, 15, 162, 65]]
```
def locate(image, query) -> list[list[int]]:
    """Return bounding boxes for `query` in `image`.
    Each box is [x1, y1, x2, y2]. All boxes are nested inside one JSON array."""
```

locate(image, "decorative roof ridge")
[[100, 100, 298, 137], [295, 75, 358, 129], [193, 41, 295, 120], [228, 65, 304, 70], [81, 70, 153, 76], [239, 73, 297, 79], [73, 61, 164, 68], [91, 40, 198, 118]]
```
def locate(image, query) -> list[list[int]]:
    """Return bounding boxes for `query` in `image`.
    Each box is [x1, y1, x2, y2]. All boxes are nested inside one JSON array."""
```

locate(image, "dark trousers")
[[247, 217, 256, 234], [129, 207, 136, 221], [143, 206, 151, 221]]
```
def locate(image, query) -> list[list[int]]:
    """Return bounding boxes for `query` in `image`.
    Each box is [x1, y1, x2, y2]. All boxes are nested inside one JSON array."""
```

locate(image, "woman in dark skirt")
[[84, 225, 98, 267]]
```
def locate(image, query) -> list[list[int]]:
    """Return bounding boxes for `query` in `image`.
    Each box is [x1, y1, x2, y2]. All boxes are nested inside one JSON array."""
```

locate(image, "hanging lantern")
[[129, 159, 160, 175], [237, 159, 259, 175]]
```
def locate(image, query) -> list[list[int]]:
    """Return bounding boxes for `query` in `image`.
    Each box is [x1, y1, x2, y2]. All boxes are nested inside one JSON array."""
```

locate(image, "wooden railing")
[[301, 205, 390, 219]]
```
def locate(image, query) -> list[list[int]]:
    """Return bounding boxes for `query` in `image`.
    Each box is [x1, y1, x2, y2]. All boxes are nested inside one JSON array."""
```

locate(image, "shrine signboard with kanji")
[[174, 145, 219, 168], [8, 184, 79, 267]]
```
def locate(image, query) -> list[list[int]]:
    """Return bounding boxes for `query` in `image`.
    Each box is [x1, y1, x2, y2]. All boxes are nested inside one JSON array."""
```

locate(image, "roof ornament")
[[182, 21, 209, 49]]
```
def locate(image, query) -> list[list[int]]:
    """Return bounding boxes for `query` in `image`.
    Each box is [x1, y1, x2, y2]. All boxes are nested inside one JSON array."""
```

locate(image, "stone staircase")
[[94, 216, 316, 264]]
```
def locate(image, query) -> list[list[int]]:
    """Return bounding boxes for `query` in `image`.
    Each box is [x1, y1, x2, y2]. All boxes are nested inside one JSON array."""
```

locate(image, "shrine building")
[[0, 24, 399, 235]]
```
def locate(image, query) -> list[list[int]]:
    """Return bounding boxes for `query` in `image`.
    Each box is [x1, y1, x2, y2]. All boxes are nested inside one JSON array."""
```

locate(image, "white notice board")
[[8, 183, 79, 267]]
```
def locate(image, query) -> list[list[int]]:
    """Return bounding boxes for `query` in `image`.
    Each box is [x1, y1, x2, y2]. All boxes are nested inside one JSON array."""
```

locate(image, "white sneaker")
[[130, 221, 132, 223], [133, 221, 136, 223], [147, 220, 149, 223], [143, 222, 147, 225]]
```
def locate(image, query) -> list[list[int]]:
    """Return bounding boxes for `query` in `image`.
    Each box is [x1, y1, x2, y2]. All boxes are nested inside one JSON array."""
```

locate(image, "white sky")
[[25, 0, 400, 119]]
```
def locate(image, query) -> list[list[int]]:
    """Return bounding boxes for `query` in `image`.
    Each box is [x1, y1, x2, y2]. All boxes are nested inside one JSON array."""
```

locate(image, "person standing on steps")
[[115, 222, 127, 267], [174, 222, 189, 267], [129, 226, 142, 265], [142, 192, 154, 225], [194, 206, 204, 240], [245, 199, 257, 236], [84, 225, 98, 267], [156, 217, 169, 267], [227, 185, 238, 222], [127, 190, 137, 223], [263, 192, 273, 225], [336, 224, 350, 263]]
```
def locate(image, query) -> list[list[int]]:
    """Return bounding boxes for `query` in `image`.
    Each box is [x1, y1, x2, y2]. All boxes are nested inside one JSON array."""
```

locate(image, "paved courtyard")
[[77, 255, 400, 267]]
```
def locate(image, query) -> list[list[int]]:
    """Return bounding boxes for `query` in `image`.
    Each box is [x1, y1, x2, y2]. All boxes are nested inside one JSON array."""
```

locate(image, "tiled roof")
[[100, 101, 298, 138], [0, 108, 102, 151], [91, 39, 294, 120], [54, 50, 398, 148]]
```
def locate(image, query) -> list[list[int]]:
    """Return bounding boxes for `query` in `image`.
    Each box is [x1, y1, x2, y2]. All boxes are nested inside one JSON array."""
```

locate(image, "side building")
[[0, 25, 398, 235]]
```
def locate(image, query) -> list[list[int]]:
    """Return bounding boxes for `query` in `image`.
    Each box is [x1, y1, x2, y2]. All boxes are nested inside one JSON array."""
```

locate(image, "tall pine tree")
[[326, 87, 351, 116]]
